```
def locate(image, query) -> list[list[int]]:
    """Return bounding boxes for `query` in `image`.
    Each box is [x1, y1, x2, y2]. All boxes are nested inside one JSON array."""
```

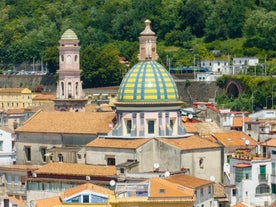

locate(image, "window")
[[272, 184, 276, 194], [200, 188, 204, 196], [208, 186, 211, 194], [40, 148, 46, 162], [61, 55, 64, 62], [120, 168, 125, 174], [58, 154, 63, 162], [263, 146, 267, 157], [272, 162, 276, 175], [147, 120, 155, 134], [199, 158, 204, 169], [83, 195, 89, 203], [61, 82, 64, 96], [159, 189, 165, 193], [25, 146, 31, 162], [68, 82, 72, 98], [75, 55, 78, 62], [0, 141, 3, 151], [232, 189, 237, 196], [256, 184, 270, 194], [76, 82, 79, 96], [247, 124, 251, 130], [170, 119, 175, 131], [126, 120, 132, 134], [107, 158, 115, 166]]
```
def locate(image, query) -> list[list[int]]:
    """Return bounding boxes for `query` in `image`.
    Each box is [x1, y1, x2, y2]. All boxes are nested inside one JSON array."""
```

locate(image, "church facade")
[[86, 20, 222, 182]]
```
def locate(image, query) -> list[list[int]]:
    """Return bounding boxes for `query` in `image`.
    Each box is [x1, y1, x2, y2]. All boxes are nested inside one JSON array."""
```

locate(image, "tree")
[[81, 44, 125, 88]]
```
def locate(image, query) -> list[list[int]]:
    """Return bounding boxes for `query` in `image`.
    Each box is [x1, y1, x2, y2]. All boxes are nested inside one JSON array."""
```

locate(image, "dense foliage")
[[216, 75, 276, 112], [0, 0, 276, 87]]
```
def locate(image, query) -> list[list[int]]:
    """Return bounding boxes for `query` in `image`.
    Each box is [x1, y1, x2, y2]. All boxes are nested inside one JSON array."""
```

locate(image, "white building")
[[0, 126, 15, 165], [229, 155, 272, 206], [201, 60, 230, 74], [233, 57, 259, 74]]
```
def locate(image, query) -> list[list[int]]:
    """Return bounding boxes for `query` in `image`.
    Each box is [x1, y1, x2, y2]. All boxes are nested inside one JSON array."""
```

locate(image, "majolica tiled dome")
[[61, 29, 78, 40], [117, 61, 179, 102]]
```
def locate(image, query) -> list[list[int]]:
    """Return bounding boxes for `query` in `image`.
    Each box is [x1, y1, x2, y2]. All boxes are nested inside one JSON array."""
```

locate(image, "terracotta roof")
[[261, 138, 276, 147], [0, 164, 40, 172], [34, 163, 116, 177], [61, 183, 114, 199], [33, 93, 55, 100], [15, 111, 115, 134], [86, 138, 151, 149], [149, 178, 195, 198], [6, 108, 25, 114], [183, 122, 223, 135], [165, 174, 212, 189], [8, 196, 25, 207], [213, 183, 227, 198], [233, 163, 251, 168], [0, 88, 30, 93], [158, 136, 220, 150], [232, 117, 251, 128], [212, 131, 258, 147], [231, 202, 249, 207], [36, 196, 61, 207]]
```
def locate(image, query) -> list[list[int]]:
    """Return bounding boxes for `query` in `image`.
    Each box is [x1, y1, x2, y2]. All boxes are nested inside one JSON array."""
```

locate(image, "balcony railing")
[[258, 174, 268, 181]]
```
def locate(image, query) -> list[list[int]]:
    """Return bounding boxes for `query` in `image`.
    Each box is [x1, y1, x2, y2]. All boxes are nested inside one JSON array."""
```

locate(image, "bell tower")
[[54, 29, 87, 112]]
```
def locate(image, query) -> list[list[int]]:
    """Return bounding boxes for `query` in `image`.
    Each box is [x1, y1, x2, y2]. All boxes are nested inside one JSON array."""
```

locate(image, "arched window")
[[75, 55, 78, 62], [68, 82, 72, 98], [58, 154, 63, 162], [61, 55, 64, 62], [76, 82, 79, 96], [61, 82, 64, 96], [256, 184, 270, 195]]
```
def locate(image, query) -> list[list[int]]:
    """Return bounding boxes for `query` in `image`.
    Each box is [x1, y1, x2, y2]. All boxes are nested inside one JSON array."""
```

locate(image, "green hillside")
[[0, 0, 276, 88]]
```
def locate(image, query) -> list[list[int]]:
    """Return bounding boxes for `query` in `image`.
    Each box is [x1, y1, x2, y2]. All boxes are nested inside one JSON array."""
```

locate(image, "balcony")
[[258, 174, 268, 181]]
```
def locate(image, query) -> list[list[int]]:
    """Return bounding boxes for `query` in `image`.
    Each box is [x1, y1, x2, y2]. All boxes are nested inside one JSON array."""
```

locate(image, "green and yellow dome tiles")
[[117, 61, 179, 102], [61, 29, 78, 40]]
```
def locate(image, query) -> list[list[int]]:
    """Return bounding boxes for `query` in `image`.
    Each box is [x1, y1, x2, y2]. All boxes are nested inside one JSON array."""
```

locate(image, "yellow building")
[[0, 88, 32, 110], [32, 93, 55, 107]]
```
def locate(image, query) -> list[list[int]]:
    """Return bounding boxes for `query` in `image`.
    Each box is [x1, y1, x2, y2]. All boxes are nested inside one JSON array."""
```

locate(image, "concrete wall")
[[182, 148, 222, 182], [86, 147, 136, 166], [16, 133, 63, 165]]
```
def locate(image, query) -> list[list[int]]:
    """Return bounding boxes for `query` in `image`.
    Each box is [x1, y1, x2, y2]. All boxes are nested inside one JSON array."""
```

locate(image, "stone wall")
[[0, 75, 56, 92], [176, 81, 219, 104], [0, 75, 220, 104]]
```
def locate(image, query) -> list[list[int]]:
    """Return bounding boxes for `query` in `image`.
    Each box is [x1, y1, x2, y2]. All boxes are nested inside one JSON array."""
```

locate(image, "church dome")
[[117, 61, 179, 103], [61, 29, 78, 40]]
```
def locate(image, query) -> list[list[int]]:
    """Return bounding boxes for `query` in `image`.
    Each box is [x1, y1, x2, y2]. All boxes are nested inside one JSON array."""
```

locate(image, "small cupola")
[[138, 20, 158, 61]]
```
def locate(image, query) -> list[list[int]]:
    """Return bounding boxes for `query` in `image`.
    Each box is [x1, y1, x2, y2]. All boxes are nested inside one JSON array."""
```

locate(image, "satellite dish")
[[245, 140, 250, 145], [164, 171, 170, 177], [154, 163, 160, 169], [210, 176, 215, 182], [188, 114, 193, 119], [110, 180, 116, 186]]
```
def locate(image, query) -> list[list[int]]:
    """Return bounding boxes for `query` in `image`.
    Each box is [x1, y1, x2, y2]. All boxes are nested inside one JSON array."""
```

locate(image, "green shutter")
[[260, 165, 266, 175]]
